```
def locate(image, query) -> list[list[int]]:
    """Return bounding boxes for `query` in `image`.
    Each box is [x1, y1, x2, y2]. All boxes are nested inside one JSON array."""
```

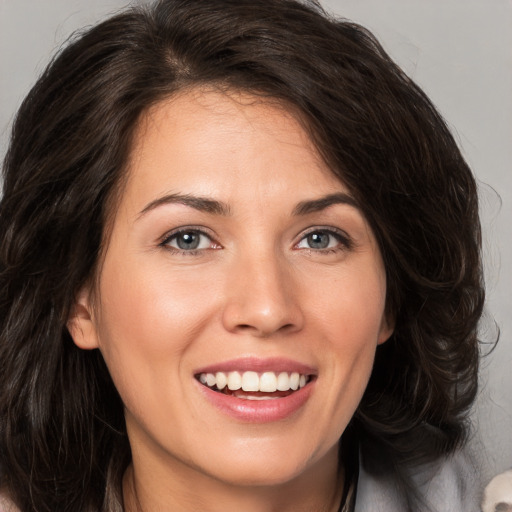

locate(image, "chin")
[[207, 459, 312, 488], [192, 439, 335, 489]]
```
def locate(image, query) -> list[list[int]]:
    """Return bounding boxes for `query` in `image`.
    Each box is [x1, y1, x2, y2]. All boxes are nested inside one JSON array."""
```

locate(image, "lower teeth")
[[236, 394, 278, 401], [216, 387, 294, 400]]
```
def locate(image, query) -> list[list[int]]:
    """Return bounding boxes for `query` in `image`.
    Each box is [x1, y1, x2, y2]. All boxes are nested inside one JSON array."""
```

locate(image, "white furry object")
[[482, 469, 512, 512]]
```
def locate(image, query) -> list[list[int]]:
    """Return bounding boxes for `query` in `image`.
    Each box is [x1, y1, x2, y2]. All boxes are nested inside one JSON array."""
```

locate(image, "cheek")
[[93, 256, 220, 391], [307, 263, 387, 417], [311, 262, 387, 342], [99, 257, 212, 335]]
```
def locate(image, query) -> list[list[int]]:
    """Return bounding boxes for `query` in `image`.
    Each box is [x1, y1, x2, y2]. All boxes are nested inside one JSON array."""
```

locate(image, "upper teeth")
[[198, 371, 308, 392]]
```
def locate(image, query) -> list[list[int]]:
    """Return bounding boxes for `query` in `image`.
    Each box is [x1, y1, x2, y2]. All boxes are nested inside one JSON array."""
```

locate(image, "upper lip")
[[194, 357, 317, 376]]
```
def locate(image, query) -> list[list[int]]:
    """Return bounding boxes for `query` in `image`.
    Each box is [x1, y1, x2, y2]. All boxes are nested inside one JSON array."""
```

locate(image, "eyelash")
[[159, 227, 219, 256], [159, 226, 352, 256], [295, 227, 353, 254]]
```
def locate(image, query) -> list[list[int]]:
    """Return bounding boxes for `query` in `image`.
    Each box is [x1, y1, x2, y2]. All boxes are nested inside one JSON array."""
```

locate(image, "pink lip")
[[194, 357, 317, 376], [196, 378, 315, 423], [194, 357, 317, 423]]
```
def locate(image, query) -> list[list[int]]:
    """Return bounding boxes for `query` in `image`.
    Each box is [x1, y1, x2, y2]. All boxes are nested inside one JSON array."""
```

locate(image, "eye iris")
[[177, 232, 200, 250], [307, 232, 330, 249]]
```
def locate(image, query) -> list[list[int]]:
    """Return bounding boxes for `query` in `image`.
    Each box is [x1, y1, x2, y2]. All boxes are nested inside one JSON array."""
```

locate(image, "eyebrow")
[[292, 192, 359, 215], [138, 191, 358, 219], [138, 193, 231, 218]]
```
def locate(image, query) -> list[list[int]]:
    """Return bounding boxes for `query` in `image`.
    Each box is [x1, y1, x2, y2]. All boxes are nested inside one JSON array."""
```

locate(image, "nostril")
[[234, 322, 296, 337], [221, 292, 305, 337]]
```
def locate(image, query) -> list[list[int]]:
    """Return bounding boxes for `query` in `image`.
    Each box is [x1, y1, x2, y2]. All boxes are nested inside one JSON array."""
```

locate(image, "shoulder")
[[411, 449, 482, 511], [355, 449, 482, 512]]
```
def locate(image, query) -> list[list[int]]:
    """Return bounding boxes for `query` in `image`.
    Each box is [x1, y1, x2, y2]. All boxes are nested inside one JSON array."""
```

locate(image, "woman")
[[0, 0, 484, 510]]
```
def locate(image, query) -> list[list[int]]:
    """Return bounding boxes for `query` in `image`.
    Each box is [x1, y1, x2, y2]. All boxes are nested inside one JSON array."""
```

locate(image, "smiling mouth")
[[196, 371, 313, 400]]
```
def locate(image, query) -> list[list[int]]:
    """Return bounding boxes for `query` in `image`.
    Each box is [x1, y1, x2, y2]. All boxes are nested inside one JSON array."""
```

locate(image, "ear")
[[67, 286, 100, 350], [377, 313, 395, 345]]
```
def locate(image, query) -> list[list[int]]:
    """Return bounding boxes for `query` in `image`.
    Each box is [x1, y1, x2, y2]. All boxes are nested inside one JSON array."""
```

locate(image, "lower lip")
[[196, 381, 315, 423]]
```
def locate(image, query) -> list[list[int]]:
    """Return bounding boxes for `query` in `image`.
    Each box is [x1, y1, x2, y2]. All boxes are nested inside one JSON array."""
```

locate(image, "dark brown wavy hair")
[[0, 0, 484, 510]]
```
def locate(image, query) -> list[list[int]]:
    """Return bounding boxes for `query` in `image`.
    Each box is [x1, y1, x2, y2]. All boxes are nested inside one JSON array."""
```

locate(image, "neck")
[[122, 444, 344, 512]]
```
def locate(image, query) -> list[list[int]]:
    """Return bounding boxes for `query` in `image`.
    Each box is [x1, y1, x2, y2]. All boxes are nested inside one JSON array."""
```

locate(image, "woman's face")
[[70, 89, 392, 490]]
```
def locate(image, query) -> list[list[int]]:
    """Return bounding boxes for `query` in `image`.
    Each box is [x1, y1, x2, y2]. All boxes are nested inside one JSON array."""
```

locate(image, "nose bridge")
[[222, 245, 303, 336]]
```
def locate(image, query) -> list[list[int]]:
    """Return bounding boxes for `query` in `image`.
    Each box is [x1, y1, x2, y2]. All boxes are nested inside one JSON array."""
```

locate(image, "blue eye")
[[305, 232, 331, 249], [163, 229, 214, 251], [296, 229, 349, 251]]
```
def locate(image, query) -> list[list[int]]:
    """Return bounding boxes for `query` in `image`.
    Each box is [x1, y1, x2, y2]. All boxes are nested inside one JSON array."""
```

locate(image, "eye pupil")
[[307, 232, 329, 249], [177, 232, 200, 250]]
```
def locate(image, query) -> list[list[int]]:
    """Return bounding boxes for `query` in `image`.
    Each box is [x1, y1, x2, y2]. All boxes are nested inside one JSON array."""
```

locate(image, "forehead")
[[130, 88, 320, 167], [124, 88, 346, 207]]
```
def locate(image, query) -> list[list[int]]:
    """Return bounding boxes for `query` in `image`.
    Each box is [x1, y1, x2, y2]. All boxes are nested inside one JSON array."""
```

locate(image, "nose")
[[221, 251, 304, 337]]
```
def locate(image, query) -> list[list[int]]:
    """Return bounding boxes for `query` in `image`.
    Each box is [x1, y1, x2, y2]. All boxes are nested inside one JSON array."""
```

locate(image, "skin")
[[68, 88, 393, 512]]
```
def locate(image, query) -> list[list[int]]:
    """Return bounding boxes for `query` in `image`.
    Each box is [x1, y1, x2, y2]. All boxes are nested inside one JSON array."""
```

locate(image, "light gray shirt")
[[355, 450, 482, 511]]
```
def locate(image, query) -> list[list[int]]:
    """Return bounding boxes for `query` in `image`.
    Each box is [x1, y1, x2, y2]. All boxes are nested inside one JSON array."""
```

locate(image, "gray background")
[[1, 0, 510, 481]]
